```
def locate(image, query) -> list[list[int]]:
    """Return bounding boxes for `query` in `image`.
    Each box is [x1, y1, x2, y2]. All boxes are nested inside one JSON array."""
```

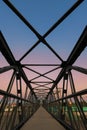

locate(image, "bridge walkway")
[[20, 106, 65, 130]]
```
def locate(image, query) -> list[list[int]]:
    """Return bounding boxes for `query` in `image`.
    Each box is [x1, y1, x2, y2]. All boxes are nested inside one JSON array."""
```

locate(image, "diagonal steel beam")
[[0, 89, 34, 104], [42, 39, 63, 62], [3, 0, 83, 62], [67, 27, 87, 65], [44, 0, 84, 37], [3, 0, 63, 62], [0, 31, 37, 98], [2, 0, 85, 100], [19, 41, 40, 61], [0, 31, 16, 65], [46, 26, 87, 98], [24, 66, 54, 81], [3, 0, 83, 38], [3, 0, 41, 39], [31, 82, 53, 88], [67, 65, 87, 75], [30, 66, 61, 81], [0, 66, 15, 74]]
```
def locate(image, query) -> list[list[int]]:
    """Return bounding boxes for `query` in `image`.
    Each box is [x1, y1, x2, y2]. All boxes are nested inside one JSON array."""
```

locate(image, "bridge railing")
[[0, 89, 39, 130], [43, 89, 87, 130]]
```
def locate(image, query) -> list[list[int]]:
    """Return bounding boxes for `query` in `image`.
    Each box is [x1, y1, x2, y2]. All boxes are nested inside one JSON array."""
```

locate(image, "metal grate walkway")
[[20, 106, 65, 130]]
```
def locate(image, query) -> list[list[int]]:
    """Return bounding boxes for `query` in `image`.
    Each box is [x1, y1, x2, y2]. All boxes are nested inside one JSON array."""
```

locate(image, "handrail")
[[48, 89, 87, 104]]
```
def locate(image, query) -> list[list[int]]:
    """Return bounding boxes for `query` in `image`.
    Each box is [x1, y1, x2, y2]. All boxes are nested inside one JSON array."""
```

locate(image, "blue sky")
[[0, 0, 87, 65], [0, 0, 87, 62]]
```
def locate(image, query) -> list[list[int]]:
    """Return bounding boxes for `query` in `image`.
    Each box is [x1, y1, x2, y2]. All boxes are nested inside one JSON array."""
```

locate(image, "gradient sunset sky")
[[0, 0, 87, 95]]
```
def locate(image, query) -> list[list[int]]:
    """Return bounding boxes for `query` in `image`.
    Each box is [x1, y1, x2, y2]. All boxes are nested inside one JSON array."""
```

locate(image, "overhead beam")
[[22, 64, 60, 66], [33, 86, 50, 89], [24, 66, 54, 82], [34, 88, 49, 91], [3, 0, 83, 62], [3, 0, 83, 38], [30, 81, 54, 83]]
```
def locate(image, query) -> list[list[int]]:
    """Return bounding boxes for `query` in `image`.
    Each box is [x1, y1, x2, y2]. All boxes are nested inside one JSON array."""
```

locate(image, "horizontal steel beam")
[[22, 64, 60, 66], [33, 86, 50, 89], [30, 81, 54, 83], [34, 88, 49, 91]]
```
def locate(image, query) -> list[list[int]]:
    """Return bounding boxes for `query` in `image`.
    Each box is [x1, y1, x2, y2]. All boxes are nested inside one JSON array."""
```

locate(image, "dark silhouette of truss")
[[0, 0, 87, 130]]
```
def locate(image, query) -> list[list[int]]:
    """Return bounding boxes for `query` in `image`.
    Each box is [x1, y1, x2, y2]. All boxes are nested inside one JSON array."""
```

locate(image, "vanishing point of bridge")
[[0, 0, 87, 130]]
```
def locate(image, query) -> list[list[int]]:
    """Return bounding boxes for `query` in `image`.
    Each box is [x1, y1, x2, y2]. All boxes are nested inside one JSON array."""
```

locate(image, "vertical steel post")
[[16, 72, 23, 122]]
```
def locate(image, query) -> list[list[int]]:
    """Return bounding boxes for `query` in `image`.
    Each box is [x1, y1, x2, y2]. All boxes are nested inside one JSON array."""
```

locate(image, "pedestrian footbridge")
[[0, 0, 87, 130]]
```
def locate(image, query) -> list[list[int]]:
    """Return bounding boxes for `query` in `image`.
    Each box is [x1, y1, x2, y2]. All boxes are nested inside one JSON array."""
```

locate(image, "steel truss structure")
[[0, 0, 87, 130]]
